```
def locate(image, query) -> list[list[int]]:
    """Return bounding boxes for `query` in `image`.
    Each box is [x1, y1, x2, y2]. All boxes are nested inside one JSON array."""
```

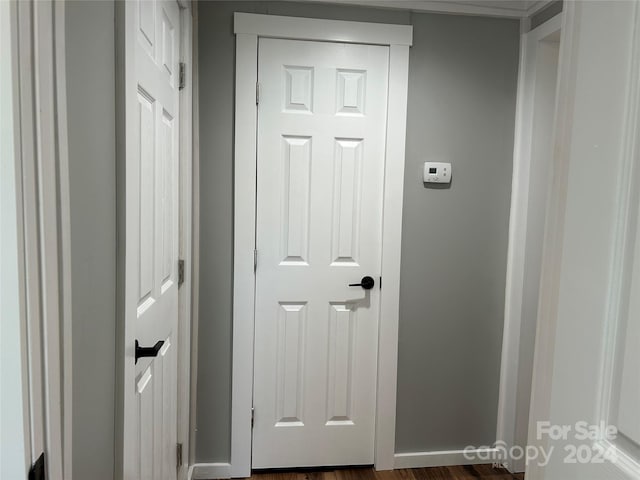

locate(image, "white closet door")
[[253, 38, 389, 468]]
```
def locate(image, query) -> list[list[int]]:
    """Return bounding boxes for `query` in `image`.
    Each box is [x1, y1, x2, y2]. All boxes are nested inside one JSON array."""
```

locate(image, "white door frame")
[[115, 1, 194, 478], [231, 13, 412, 477], [496, 12, 562, 474], [5, 1, 72, 478]]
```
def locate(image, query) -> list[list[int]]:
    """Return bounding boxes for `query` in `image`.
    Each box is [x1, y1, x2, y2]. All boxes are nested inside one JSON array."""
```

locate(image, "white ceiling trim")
[[286, 0, 555, 19]]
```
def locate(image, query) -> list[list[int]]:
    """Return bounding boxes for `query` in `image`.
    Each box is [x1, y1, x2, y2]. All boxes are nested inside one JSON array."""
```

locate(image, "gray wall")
[[397, 13, 519, 452], [196, 1, 519, 462], [66, 2, 116, 478]]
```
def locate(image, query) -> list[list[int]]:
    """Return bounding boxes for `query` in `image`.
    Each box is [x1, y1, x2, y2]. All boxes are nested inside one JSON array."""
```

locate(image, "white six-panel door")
[[122, 1, 180, 479], [252, 38, 389, 468]]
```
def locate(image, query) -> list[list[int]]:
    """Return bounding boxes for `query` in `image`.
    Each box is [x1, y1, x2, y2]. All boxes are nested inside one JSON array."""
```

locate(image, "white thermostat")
[[423, 162, 452, 184]]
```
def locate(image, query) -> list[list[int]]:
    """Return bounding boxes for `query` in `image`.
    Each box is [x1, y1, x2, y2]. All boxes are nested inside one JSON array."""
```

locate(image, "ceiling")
[[291, 0, 552, 18]]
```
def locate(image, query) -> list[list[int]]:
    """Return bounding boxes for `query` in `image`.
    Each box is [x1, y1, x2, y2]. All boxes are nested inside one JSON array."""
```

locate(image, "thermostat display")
[[423, 162, 452, 184]]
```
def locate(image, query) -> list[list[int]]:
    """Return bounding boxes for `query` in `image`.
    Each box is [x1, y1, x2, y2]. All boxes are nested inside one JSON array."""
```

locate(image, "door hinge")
[[179, 62, 186, 90], [251, 407, 255, 428], [176, 443, 183, 468], [178, 259, 185, 287], [253, 249, 258, 272], [256, 82, 260, 104]]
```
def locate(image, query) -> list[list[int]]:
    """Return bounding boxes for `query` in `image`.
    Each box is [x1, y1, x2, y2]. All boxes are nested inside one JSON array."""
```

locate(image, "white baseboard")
[[189, 463, 232, 480], [394, 448, 500, 469]]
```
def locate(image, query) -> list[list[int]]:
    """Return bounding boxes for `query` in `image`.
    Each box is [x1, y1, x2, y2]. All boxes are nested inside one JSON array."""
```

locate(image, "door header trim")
[[234, 12, 413, 46]]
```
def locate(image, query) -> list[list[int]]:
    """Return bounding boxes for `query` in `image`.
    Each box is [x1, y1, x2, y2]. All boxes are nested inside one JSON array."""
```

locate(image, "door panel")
[[332, 138, 363, 265], [123, 1, 180, 479], [326, 303, 358, 425], [253, 38, 389, 469], [275, 302, 307, 426], [281, 136, 311, 265]]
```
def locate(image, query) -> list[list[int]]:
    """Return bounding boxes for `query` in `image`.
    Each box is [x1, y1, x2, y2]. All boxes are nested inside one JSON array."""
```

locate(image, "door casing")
[[5, 1, 72, 478], [231, 13, 412, 477]]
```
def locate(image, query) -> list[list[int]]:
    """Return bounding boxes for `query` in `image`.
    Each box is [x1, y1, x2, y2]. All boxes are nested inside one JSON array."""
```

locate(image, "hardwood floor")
[[249, 465, 525, 480]]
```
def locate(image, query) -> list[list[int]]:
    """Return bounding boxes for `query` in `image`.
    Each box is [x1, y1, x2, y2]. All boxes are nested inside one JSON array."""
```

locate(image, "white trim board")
[[394, 449, 501, 469], [189, 463, 232, 480], [231, 13, 412, 477]]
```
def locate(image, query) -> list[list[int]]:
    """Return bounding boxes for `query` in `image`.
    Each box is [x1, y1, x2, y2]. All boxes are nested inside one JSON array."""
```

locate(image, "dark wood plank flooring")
[[248, 466, 525, 480]]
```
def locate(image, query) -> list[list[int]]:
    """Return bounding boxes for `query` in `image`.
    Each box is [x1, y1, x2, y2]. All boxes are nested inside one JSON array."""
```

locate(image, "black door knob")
[[135, 340, 164, 364], [349, 276, 375, 290]]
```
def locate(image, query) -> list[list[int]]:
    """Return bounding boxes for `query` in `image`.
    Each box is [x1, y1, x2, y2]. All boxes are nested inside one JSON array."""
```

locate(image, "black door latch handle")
[[135, 340, 164, 364], [349, 276, 375, 290]]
